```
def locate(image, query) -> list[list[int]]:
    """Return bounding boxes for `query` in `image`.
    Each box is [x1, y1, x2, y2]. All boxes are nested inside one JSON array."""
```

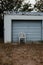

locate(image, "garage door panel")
[[13, 37, 18, 42], [13, 22, 28, 27], [28, 30, 41, 33], [13, 39, 18, 42], [27, 34, 41, 37], [13, 29, 28, 33], [12, 20, 41, 42], [13, 29, 41, 33], [27, 39, 41, 41], [13, 30, 28, 33], [26, 35, 41, 41]]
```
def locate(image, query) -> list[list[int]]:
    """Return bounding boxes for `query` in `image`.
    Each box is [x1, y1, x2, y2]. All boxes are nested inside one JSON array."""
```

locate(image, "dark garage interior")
[[0, 19, 4, 42]]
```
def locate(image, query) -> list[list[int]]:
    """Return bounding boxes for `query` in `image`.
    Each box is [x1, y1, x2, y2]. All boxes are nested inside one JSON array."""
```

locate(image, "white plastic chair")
[[19, 32, 26, 43]]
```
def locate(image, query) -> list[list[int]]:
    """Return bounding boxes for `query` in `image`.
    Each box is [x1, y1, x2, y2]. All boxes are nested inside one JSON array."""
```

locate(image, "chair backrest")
[[19, 32, 26, 38]]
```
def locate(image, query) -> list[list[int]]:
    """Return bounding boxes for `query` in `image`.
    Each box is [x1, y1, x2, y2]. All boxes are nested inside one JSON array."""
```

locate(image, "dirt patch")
[[0, 43, 43, 65]]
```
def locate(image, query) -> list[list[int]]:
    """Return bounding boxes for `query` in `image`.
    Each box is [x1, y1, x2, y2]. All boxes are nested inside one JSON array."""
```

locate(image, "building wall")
[[4, 15, 11, 43], [4, 15, 43, 43]]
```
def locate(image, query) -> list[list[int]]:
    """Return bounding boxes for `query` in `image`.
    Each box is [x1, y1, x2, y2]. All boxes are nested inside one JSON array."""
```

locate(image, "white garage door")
[[12, 20, 41, 42]]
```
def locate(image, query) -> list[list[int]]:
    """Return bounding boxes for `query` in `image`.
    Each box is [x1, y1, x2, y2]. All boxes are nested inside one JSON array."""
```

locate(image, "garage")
[[12, 20, 42, 42], [4, 12, 43, 43]]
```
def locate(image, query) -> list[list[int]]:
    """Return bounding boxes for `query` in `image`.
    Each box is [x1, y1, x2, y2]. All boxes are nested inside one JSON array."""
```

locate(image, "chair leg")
[[19, 38, 20, 43], [25, 38, 26, 43]]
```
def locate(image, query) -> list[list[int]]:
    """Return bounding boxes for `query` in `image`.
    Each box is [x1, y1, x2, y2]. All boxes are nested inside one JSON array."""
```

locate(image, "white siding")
[[4, 16, 11, 43]]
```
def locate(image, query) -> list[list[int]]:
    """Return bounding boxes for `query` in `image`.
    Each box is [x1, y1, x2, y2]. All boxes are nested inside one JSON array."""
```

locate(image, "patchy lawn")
[[0, 43, 43, 65]]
